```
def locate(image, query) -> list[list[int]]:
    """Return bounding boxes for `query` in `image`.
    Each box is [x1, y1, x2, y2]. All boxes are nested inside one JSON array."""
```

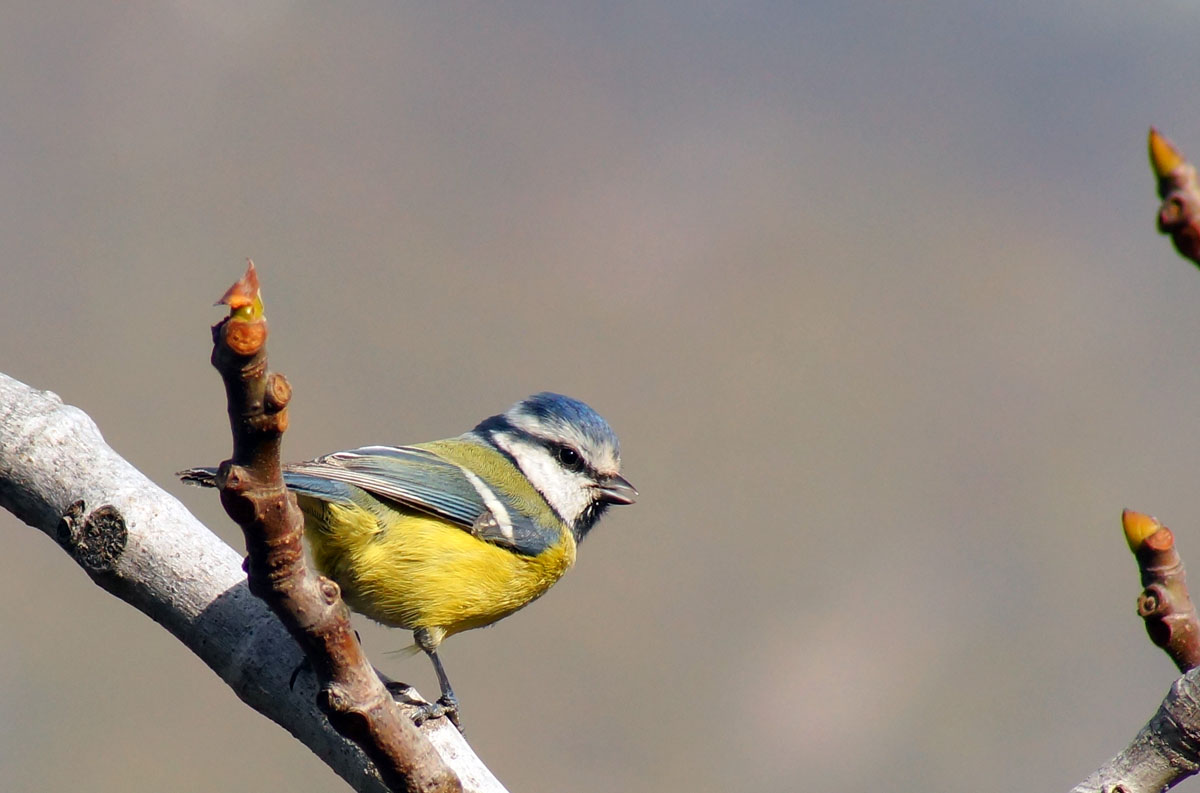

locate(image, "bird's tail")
[[178, 466, 357, 507], [384, 644, 423, 658], [177, 467, 219, 488]]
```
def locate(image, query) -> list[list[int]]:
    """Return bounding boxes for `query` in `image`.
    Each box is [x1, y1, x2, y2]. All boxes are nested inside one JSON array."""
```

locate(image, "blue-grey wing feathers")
[[283, 445, 556, 556], [180, 446, 558, 556], [286, 446, 485, 527]]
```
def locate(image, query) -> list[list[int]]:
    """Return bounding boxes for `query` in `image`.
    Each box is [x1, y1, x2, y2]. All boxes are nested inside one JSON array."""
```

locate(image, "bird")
[[180, 391, 636, 727]]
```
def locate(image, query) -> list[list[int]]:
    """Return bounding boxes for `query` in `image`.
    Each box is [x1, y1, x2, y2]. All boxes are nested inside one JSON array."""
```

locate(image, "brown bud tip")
[[1124, 509, 1163, 552], [216, 260, 265, 321], [1150, 127, 1186, 180]]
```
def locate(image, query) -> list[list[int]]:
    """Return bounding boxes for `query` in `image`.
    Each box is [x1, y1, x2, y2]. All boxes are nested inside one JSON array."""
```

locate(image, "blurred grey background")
[[3, 2, 1200, 791]]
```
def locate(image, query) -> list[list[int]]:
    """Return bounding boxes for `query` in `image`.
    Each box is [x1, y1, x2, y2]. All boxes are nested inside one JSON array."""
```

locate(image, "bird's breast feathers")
[[302, 496, 576, 634]]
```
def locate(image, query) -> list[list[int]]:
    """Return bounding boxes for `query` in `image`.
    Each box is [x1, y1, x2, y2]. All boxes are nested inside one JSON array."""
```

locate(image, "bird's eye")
[[556, 445, 582, 469]]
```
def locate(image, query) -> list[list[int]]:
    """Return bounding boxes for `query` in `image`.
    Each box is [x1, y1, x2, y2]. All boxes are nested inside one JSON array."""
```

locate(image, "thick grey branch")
[[1073, 671, 1200, 793], [0, 372, 504, 793]]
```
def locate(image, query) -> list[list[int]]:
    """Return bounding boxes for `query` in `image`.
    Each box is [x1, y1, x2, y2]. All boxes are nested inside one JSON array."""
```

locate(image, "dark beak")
[[596, 473, 638, 505]]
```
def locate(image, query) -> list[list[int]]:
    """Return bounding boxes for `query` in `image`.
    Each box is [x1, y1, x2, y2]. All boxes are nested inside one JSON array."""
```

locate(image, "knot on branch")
[[56, 500, 127, 574], [1138, 584, 1165, 618], [317, 683, 380, 742], [319, 577, 341, 604], [264, 372, 291, 412]]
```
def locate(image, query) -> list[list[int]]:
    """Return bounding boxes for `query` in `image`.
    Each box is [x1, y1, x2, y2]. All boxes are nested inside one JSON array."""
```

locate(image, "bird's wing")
[[283, 445, 557, 556]]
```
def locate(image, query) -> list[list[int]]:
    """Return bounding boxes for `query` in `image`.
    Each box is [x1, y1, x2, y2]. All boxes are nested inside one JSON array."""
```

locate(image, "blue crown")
[[515, 392, 619, 452]]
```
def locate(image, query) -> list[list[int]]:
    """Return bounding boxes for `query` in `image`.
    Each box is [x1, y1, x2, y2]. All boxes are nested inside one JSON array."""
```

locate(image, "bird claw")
[[382, 680, 461, 730], [409, 694, 461, 731]]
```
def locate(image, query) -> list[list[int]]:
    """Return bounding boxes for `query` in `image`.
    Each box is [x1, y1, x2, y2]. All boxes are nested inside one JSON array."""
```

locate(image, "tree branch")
[[1123, 510, 1200, 674], [1071, 671, 1200, 793], [204, 263, 458, 792], [1071, 511, 1200, 792], [0, 371, 505, 792], [1071, 130, 1200, 793]]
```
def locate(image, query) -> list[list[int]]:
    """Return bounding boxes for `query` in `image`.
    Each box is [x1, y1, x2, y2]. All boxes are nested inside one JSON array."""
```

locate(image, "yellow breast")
[[299, 495, 576, 638]]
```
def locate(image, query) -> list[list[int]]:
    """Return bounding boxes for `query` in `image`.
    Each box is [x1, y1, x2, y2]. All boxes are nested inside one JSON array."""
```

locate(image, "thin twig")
[[1150, 127, 1200, 266], [205, 262, 461, 793], [1123, 510, 1200, 673], [1071, 129, 1200, 792]]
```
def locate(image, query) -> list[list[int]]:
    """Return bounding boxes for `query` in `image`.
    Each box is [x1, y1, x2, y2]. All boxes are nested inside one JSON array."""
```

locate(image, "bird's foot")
[[398, 686, 463, 729]]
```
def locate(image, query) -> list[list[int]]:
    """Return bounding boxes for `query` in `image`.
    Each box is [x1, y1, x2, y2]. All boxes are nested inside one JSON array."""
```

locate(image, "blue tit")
[[181, 392, 636, 726]]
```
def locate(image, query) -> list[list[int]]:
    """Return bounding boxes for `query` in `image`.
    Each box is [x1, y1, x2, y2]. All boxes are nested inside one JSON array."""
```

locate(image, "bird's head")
[[475, 392, 636, 539]]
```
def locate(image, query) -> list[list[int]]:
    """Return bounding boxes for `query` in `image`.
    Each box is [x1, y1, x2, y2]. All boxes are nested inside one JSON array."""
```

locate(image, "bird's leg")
[[406, 628, 462, 730], [423, 648, 461, 729]]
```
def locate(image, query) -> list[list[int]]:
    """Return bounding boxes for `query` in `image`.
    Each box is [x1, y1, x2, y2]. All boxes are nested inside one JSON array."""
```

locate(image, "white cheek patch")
[[493, 433, 592, 525]]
